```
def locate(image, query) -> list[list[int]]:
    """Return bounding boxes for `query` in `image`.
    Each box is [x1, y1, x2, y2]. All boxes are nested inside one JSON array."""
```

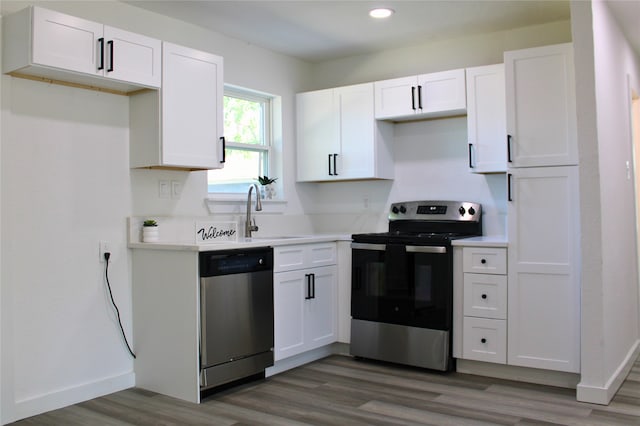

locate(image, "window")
[[208, 86, 273, 194]]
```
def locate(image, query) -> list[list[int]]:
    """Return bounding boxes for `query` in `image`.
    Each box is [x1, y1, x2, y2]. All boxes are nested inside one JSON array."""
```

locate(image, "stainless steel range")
[[350, 200, 482, 371]]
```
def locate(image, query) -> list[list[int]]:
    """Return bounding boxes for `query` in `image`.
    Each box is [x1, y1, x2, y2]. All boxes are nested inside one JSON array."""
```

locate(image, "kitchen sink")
[[244, 235, 307, 241]]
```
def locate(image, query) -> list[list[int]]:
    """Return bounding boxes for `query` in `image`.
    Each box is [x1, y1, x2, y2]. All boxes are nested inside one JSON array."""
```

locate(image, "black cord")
[[104, 253, 136, 359]]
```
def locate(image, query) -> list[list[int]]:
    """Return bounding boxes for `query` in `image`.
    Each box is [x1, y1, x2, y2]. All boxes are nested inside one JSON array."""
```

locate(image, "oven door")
[[351, 242, 451, 330]]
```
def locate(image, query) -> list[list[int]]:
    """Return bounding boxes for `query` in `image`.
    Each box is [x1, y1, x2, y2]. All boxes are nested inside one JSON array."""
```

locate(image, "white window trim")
[[205, 85, 284, 213]]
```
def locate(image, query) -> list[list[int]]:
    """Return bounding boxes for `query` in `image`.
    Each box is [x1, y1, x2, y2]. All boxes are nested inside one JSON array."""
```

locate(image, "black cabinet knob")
[[481, 258, 487, 264], [481, 338, 487, 344], [481, 294, 487, 299]]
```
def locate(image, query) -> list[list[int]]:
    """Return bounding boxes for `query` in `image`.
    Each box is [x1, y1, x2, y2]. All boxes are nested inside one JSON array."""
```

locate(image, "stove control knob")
[[392, 206, 399, 214], [399, 205, 407, 214], [458, 206, 466, 216], [468, 207, 476, 216]]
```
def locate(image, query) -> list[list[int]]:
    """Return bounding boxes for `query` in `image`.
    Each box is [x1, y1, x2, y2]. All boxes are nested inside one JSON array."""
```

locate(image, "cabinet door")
[[505, 43, 577, 167], [374, 76, 417, 119], [466, 64, 507, 173], [296, 89, 339, 181], [417, 68, 466, 116], [162, 42, 224, 169], [31, 7, 103, 76], [273, 270, 306, 361], [103, 26, 161, 88], [507, 166, 580, 373], [305, 266, 338, 351], [336, 83, 375, 179]]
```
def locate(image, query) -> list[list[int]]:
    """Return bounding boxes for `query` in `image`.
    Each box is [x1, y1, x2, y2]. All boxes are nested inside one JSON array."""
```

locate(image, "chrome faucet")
[[245, 183, 262, 238]]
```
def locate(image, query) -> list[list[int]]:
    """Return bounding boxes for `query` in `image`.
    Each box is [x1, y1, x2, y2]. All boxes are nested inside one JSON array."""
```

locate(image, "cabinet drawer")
[[463, 273, 507, 319], [462, 317, 506, 364], [463, 247, 506, 274], [274, 243, 336, 272]]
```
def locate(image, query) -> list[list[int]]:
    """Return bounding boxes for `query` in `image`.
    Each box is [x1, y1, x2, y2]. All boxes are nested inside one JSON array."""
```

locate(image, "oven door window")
[[352, 245, 451, 330]]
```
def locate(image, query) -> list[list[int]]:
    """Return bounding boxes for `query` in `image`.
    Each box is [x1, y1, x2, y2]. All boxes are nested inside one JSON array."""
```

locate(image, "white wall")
[[573, 0, 640, 404], [0, 1, 312, 423]]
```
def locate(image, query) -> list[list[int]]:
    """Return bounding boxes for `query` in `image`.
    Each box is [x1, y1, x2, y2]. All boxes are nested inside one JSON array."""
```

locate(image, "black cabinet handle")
[[468, 143, 474, 168], [220, 137, 226, 163], [333, 153, 338, 176], [481, 338, 487, 344], [97, 38, 105, 70], [507, 173, 513, 202], [305, 274, 312, 300], [328, 154, 333, 176], [107, 40, 114, 72], [417, 85, 423, 109], [507, 134, 513, 163], [309, 274, 316, 299], [411, 86, 416, 110]]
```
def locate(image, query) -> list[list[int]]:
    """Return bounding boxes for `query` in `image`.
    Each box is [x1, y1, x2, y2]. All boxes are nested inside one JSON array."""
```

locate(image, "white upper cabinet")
[[374, 68, 466, 121], [466, 64, 507, 173], [505, 43, 578, 167], [130, 42, 224, 170], [296, 82, 394, 182], [3, 6, 160, 92]]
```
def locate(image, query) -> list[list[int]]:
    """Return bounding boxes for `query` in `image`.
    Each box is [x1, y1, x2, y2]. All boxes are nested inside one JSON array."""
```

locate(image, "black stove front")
[[350, 200, 482, 372]]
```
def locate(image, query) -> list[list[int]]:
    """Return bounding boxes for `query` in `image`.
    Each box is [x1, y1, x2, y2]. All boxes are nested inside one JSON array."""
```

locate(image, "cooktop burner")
[[352, 200, 482, 245]]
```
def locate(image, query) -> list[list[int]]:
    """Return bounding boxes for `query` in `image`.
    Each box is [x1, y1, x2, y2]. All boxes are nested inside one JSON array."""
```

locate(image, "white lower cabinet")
[[460, 246, 508, 365], [463, 317, 507, 364], [273, 243, 338, 361], [507, 166, 580, 373]]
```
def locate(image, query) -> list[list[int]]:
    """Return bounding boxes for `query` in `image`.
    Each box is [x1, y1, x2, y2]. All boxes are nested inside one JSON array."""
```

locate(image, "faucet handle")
[[251, 218, 259, 232]]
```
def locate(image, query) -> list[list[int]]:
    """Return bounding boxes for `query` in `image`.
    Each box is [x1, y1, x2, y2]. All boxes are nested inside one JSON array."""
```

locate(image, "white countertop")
[[451, 236, 508, 247], [129, 234, 352, 252]]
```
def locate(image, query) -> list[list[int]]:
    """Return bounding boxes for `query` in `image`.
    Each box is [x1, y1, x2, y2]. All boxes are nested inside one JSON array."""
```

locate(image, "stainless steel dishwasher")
[[199, 247, 274, 391]]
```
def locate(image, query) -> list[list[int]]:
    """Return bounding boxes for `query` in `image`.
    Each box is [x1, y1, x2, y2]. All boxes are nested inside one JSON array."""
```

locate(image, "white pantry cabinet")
[[374, 68, 466, 121], [296, 83, 393, 182], [507, 166, 580, 373], [273, 243, 338, 361], [505, 43, 580, 374], [130, 42, 225, 170], [466, 64, 507, 173], [505, 43, 578, 167], [2, 6, 161, 93]]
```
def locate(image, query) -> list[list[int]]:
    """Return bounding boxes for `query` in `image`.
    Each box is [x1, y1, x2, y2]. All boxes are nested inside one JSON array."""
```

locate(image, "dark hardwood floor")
[[12, 355, 640, 425]]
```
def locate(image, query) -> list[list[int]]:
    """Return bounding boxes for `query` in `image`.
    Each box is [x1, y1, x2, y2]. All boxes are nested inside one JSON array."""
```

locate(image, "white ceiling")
[[125, 0, 575, 63]]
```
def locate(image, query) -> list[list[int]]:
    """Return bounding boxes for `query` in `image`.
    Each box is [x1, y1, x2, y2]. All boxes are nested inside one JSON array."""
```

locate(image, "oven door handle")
[[351, 243, 386, 251], [406, 245, 447, 254]]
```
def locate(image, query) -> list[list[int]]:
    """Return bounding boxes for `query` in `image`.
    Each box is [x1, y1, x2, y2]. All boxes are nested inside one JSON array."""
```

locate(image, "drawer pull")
[[481, 338, 487, 344], [481, 294, 487, 300], [481, 258, 487, 264]]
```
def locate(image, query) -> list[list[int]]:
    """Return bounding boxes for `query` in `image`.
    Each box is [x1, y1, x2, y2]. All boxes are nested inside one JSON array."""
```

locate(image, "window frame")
[[208, 85, 274, 195]]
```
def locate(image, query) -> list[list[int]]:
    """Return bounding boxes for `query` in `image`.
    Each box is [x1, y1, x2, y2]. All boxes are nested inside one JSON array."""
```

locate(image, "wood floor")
[[12, 355, 640, 425]]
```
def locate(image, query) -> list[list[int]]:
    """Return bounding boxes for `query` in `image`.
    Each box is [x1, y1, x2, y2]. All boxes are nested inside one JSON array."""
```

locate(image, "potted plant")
[[142, 219, 159, 243], [257, 176, 278, 199]]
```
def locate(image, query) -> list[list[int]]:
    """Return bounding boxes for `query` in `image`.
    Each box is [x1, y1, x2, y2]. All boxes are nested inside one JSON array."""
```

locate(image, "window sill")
[[205, 195, 287, 215]]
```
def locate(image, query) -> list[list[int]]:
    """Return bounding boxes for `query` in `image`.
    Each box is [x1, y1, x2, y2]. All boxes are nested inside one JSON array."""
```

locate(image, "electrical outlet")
[[99, 241, 111, 263]]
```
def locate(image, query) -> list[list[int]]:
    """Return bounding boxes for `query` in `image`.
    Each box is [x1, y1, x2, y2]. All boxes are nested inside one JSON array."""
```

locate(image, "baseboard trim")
[[265, 342, 348, 377], [7, 372, 135, 424], [577, 339, 640, 405], [456, 359, 580, 389]]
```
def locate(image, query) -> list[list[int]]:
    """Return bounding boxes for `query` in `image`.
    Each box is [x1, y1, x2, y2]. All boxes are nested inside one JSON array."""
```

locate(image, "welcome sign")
[[195, 221, 238, 243]]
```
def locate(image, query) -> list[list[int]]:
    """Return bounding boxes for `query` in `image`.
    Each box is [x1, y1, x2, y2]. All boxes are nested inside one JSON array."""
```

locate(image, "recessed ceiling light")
[[369, 8, 394, 19]]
